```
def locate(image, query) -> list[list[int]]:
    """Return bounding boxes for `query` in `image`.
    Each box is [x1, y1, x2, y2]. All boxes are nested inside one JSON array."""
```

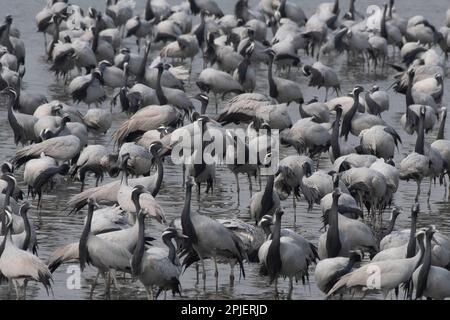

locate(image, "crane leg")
[[288, 277, 294, 299], [293, 196, 297, 227], [12, 280, 20, 300], [111, 271, 119, 291], [104, 272, 111, 299], [43, 33, 48, 52], [23, 280, 28, 300], [415, 180, 421, 202], [90, 271, 100, 299], [235, 173, 240, 195], [229, 262, 235, 285], [247, 173, 253, 195], [200, 256, 206, 290], [274, 277, 279, 299], [214, 93, 218, 114], [427, 177, 432, 202], [195, 262, 199, 284], [213, 256, 219, 290], [145, 286, 152, 300]]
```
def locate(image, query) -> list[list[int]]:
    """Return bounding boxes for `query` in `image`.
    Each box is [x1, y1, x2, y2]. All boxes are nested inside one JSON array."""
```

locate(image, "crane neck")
[[131, 190, 142, 213], [181, 183, 198, 245], [151, 152, 164, 197], [332, 0, 340, 15], [155, 67, 168, 105], [415, 111, 425, 155], [279, 0, 287, 17], [416, 232, 433, 299], [259, 175, 275, 223], [79, 202, 94, 271], [380, 6, 388, 39], [331, 109, 342, 162], [144, 0, 155, 22], [436, 109, 447, 140], [20, 206, 31, 251], [406, 211, 419, 258], [6, 92, 22, 145], [341, 91, 360, 141], [2, 176, 15, 207], [136, 42, 151, 84], [131, 212, 145, 277], [388, 1, 393, 18], [266, 213, 282, 283], [237, 58, 249, 85], [406, 74, 415, 107], [384, 212, 400, 237], [267, 56, 278, 99], [326, 194, 342, 258], [91, 26, 99, 53], [162, 234, 177, 264]]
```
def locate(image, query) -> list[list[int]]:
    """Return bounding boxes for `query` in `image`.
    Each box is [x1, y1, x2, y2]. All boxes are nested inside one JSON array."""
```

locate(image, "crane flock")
[[0, 0, 450, 300]]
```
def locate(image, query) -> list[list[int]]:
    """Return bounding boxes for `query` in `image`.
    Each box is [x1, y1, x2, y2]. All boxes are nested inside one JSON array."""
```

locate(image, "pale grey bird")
[[197, 67, 244, 112], [249, 174, 281, 224], [67, 143, 165, 213], [70, 144, 119, 191], [314, 251, 362, 294], [12, 134, 81, 169], [258, 214, 319, 267], [327, 230, 426, 299], [0, 208, 52, 300], [217, 93, 276, 125], [299, 97, 330, 123], [265, 49, 304, 107], [113, 104, 182, 146], [358, 125, 401, 161], [274, 155, 313, 220], [399, 105, 439, 201], [413, 227, 450, 300], [117, 155, 166, 225], [180, 178, 247, 286], [131, 213, 185, 300], [258, 209, 308, 298], [68, 70, 106, 107], [302, 62, 341, 101], [83, 108, 112, 135], [318, 187, 378, 259], [78, 198, 132, 297]]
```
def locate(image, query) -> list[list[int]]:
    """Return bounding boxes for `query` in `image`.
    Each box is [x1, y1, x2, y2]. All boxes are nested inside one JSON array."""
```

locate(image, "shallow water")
[[0, 0, 450, 300]]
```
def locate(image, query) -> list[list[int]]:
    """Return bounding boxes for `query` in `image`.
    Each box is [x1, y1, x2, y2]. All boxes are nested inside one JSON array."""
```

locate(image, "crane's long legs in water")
[[235, 173, 240, 203], [23, 281, 28, 300], [415, 180, 421, 202], [229, 262, 235, 286], [215, 93, 218, 114], [427, 177, 432, 202], [293, 196, 297, 227], [90, 271, 100, 298], [213, 256, 219, 291], [12, 280, 20, 300], [104, 272, 111, 299], [247, 173, 253, 196], [145, 285, 154, 300], [288, 277, 294, 300], [200, 256, 206, 290], [195, 262, 199, 284], [274, 278, 279, 299]]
